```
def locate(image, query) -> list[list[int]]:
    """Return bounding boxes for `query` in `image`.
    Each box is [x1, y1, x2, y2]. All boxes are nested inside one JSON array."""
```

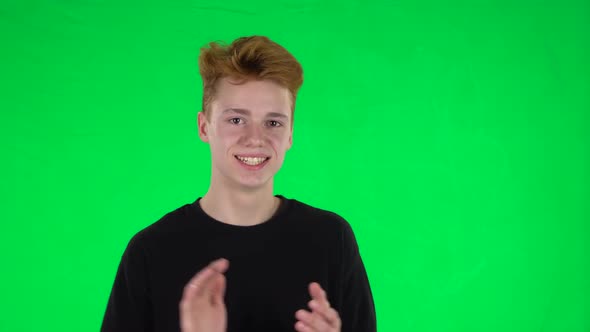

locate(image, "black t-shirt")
[[101, 195, 376, 332]]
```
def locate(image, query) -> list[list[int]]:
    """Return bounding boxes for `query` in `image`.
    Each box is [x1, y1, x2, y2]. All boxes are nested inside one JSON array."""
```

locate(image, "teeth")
[[236, 156, 267, 166]]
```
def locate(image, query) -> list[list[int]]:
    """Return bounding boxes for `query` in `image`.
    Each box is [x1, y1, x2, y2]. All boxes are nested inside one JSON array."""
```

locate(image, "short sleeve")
[[339, 221, 377, 332], [101, 233, 153, 332]]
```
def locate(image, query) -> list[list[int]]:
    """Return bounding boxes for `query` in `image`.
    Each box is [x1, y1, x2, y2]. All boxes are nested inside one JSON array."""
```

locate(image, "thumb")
[[210, 273, 226, 306]]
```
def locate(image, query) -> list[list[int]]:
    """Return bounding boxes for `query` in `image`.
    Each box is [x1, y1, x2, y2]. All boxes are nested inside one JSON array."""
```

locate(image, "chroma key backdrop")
[[0, 1, 588, 331]]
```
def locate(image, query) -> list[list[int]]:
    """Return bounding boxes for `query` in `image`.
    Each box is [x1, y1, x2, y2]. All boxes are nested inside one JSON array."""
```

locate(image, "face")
[[198, 77, 293, 191]]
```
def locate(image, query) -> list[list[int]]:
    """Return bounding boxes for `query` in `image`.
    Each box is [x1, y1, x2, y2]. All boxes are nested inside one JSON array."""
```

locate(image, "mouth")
[[234, 155, 271, 167]]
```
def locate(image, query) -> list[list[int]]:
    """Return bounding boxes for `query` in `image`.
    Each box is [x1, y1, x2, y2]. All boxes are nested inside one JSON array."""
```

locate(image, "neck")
[[200, 177, 279, 227]]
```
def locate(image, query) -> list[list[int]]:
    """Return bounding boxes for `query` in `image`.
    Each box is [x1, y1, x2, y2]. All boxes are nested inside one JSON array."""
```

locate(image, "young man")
[[101, 36, 376, 332]]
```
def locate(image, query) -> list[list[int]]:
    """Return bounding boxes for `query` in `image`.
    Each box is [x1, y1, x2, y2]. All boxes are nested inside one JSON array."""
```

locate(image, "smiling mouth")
[[234, 155, 270, 166]]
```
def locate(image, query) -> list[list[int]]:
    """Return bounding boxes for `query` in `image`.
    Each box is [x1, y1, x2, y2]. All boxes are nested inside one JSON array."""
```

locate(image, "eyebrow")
[[222, 108, 289, 120]]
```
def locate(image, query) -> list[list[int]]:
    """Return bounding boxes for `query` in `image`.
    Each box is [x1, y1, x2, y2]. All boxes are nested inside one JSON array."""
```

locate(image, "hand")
[[294, 282, 341, 332], [179, 258, 229, 332]]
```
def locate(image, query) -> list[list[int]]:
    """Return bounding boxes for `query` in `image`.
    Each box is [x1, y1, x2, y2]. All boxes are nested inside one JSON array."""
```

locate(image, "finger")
[[181, 259, 229, 303], [210, 272, 226, 306], [294, 320, 313, 332], [187, 258, 229, 295], [294, 320, 312, 332], [308, 300, 341, 328], [308, 283, 340, 329], [209, 258, 230, 273], [295, 309, 330, 332], [308, 282, 329, 305]]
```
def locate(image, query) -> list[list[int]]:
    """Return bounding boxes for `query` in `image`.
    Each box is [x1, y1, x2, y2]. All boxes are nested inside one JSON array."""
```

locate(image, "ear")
[[197, 111, 210, 143], [287, 126, 293, 150]]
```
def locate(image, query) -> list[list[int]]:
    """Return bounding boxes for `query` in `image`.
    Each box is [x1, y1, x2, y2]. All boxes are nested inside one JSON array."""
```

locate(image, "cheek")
[[214, 125, 240, 142], [269, 132, 291, 150]]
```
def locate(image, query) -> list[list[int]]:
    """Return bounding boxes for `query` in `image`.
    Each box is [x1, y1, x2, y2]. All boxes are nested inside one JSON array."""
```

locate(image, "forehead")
[[211, 78, 291, 117]]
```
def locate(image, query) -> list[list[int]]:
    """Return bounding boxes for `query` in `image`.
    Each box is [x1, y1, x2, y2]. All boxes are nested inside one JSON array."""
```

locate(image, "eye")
[[229, 118, 243, 125], [267, 120, 282, 127]]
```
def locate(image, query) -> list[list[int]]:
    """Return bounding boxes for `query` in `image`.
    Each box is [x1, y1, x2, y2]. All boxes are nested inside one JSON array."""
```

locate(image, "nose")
[[242, 123, 265, 147]]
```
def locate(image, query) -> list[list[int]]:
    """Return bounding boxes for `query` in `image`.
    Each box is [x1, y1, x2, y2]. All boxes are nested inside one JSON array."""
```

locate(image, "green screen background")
[[0, 1, 588, 331]]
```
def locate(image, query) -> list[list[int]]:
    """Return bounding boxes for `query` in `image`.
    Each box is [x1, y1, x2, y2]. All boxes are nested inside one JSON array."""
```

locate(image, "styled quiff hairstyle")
[[198, 36, 304, 121]]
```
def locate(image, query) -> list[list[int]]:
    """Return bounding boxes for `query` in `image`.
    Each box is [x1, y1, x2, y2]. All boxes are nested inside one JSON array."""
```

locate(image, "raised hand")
[[179, 258, 230, 332], [294, 282, 341, 332]]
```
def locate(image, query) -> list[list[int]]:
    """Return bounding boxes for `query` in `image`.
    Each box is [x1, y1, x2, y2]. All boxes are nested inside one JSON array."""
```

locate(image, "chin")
[[233, 174, 275, 191], [238, 178, 272, 190]]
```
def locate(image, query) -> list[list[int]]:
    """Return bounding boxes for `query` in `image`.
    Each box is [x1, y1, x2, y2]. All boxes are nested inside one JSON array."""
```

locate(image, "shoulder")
[[289, 198, 344, 219], [286, 197, 355, 236], [286, 198, 362, 266], [124, 201, 196, 251]]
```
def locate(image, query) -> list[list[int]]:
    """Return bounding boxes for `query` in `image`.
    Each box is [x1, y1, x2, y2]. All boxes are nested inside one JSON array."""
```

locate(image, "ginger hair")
[[198, 36, 304, 122]]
